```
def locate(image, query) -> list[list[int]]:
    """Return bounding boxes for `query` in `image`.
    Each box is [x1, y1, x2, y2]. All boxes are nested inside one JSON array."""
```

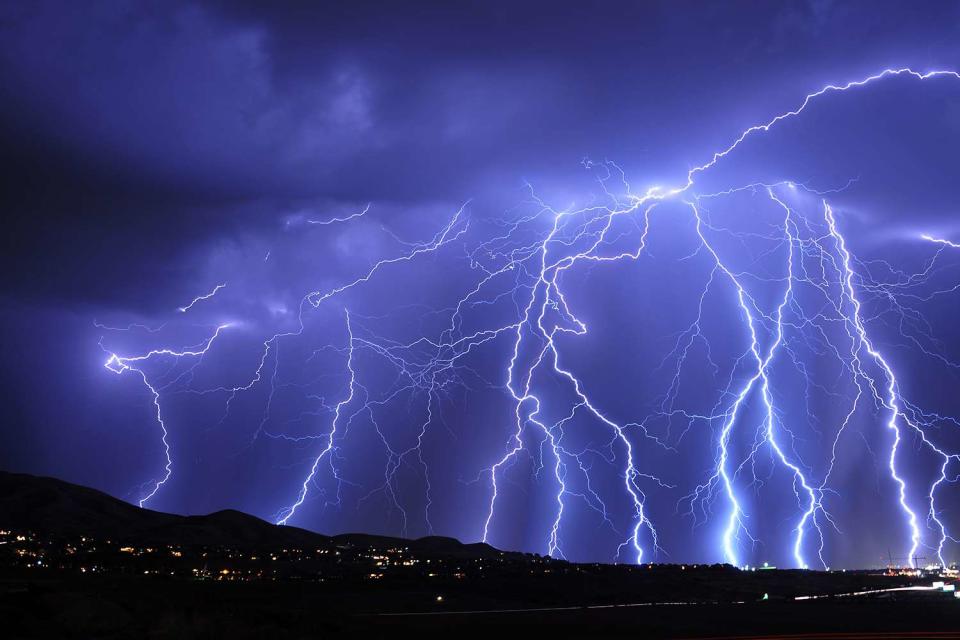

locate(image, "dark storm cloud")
[[3, 0, 959, 309]]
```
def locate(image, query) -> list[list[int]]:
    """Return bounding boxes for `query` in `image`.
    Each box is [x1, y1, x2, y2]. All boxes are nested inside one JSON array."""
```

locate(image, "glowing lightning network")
[[98, 67, 960, 569]]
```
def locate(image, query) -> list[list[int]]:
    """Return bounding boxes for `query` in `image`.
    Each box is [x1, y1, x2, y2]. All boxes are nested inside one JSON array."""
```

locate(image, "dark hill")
[[0, 471, 503, 557], [328, 532, 503, 558]]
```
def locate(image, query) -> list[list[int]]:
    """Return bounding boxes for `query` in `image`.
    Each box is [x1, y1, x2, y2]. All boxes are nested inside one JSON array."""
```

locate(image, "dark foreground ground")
[[5, 472, 959, 638], [3, 568, 960, 639]]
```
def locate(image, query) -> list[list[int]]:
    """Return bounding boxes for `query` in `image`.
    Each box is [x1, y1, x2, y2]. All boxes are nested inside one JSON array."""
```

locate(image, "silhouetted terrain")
[[0, 471, 503, 558], [3, 471, 960, 639]]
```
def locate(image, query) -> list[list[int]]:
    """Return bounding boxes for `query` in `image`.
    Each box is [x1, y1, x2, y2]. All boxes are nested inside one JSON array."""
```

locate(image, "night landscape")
[[3, 1, 960, 638]]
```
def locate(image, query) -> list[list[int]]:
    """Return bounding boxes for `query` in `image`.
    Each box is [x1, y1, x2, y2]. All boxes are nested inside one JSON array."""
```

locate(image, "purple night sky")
[[2, 1, 960, 569]]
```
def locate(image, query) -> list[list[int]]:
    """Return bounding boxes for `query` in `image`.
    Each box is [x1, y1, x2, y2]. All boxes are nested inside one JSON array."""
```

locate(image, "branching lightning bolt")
[[98, 67, 960, 569], [101, 324, 231, 506]]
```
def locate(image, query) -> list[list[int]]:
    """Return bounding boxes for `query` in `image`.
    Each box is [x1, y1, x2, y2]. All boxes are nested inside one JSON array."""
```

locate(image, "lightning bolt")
[[308, 203, 372, 226], [824, 203, 957, 568], [921, 234, 960, 250], [275, 310, 356, 525], [176, 283, 227, 313], [101, 323, 231, 506]]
